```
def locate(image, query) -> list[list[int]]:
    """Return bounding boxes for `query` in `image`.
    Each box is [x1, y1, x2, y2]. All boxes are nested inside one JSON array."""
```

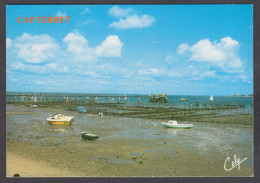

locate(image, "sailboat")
[[123, 95, 127, 101], [209, 94, 214, 101]]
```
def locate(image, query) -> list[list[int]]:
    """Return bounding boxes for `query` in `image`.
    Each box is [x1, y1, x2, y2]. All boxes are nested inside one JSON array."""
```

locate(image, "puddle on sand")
[[108, 157, 134, 164], [91, 156, 104, 160], [129, 152, 142, 156], [144, 150, 155, 152]]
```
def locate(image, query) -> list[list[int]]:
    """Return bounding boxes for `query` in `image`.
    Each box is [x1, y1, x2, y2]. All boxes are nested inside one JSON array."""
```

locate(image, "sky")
[[6, 5, 253, 95]]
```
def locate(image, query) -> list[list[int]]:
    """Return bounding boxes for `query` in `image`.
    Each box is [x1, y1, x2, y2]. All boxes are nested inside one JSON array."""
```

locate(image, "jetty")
[[149, 93, 167, 103], [6, 93, 148, 104]]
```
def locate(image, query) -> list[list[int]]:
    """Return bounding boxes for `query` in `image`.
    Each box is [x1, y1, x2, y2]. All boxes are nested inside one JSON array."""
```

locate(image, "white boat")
[[209, 94, 214, 101], [30, 104, 38, 108], [98, 112, 104, 117], [46, 114, 74, 126], [108, 97, 114, 101], [162, 120, 193, 129], [123, 95, 127, 101]]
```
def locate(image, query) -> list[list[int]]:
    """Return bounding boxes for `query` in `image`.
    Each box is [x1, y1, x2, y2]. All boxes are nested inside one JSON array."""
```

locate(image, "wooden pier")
[[6, 93, 148, 104], [6, 94, 145, 98]]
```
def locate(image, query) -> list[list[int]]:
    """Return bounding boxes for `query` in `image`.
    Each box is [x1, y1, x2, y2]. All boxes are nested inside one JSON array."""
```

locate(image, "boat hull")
[[180, 99, 189, 101], [47, 120, 73, 126], [47, 117, 74, 126], [162, 123, 193, 129], [77, 106, 87, 113], [81, 133, 99, 140]]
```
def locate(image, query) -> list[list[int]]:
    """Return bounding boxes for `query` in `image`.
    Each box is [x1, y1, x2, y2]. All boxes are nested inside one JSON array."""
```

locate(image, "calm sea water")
[[6, 92, 253, 109]]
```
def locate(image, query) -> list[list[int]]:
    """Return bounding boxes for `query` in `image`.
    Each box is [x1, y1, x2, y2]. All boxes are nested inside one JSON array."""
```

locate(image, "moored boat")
[[46, 114, 74, 126], [162, 120, 193, 129], [180, 98, 189, 101], [87, 114, 95, 118], [123, 95, 127, 101], [98, 112, 104, 117], [81, 132, 99, 140], [77, 106, 87, 113]]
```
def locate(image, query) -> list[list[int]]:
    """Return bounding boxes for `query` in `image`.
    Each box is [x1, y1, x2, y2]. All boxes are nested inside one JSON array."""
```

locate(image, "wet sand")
[[7, 152, 75, 177], [6, 104, 254, 177]]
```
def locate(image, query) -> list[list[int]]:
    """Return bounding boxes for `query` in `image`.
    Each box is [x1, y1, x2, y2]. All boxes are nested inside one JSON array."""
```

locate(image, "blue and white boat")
[[77, 106, 87, 113]]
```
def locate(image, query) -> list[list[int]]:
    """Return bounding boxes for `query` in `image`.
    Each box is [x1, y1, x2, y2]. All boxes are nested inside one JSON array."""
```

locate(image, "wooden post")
[[94, 97, 98, 103]]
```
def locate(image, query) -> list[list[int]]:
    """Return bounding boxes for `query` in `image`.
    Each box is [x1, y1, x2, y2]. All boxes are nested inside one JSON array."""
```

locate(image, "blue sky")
[[6, 5, 253, 95]]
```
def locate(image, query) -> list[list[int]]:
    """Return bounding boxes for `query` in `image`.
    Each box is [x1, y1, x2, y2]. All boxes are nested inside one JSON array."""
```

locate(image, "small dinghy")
[[81, 132, 99, 140], [77, 106, 87, 113], [46, 114, 74, 126], [162, 120, 193, 129], [87, 114, 95, 118], [180, 98, 189, 101]]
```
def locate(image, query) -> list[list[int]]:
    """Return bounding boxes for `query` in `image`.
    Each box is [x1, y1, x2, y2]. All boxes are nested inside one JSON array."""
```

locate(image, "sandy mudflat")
[[6, 111, 38, 115], [7, 152, 76, 177], [6, 104, 254, 177]]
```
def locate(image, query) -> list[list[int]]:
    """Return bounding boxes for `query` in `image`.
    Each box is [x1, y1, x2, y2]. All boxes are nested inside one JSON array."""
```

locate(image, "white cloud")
[[190, 39, 226, 62], [108, 6, 134, 17], [7, 32, 124, 77], [165, 55, 178, 64], [83, 19, 95, 25], [35, 80, 48, 85], [55, 11, 67, 17], [81, 8, 90, 14], [9, 61, 70, 75], [178, 37, 242, 72], [6, 38, 12, 48], [205, 70, 216, 77], [137, 64, 219, 81], [177, 44, 189, 55], [108, 6, 154, 30], [109, 15, 155, 30], [63, 32, 124, 62], [238, 74, 251, 83], [6, 34, 113, 77], [219, 37, 238, 48], [98, 81, 110, 85], [45, 63, 69, 73], [138, 67, 188, 79], [63, 32, 88, 54], [89, 63, 128, 78], [11, 33, 60, 64], [95, 35, 123, 57], [63, 32, 96, 62], [138, 68, 166, 76], [134, 61, 144, 67], [10, 79, 18, 82], [10, 62, 24, 70], [230, 58, 242, 68]]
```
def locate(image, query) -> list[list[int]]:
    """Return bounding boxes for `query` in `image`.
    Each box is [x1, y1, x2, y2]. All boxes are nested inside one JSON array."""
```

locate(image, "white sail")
[[209, 94, 214, 101], [123, 95, 127, 100]]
